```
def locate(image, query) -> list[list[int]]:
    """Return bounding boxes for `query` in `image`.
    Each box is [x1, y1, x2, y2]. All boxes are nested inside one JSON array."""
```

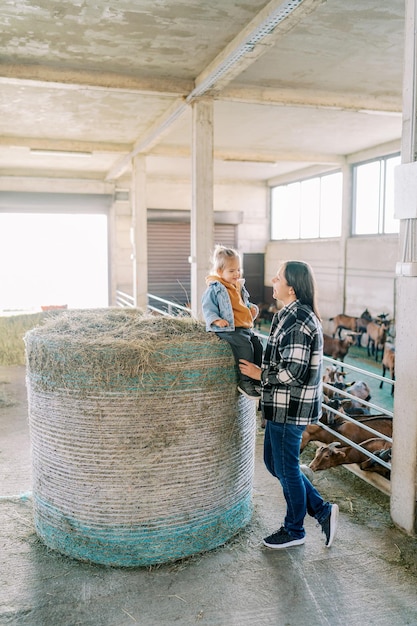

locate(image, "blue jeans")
[[264, 420, 331, 539]]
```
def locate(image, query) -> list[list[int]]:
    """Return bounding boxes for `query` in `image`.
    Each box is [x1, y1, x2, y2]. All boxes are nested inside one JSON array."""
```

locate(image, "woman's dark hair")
[[283, 261, 321, 321]]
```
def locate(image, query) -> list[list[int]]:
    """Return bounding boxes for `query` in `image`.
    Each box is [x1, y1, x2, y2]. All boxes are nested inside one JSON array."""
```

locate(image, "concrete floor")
[[1, 365, 417, 626]]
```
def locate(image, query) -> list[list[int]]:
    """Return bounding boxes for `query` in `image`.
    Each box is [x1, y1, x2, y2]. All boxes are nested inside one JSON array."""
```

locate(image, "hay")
[[25, 309, 256, 566], [0, 312, 45, 365], [25, 309, 230, 392]]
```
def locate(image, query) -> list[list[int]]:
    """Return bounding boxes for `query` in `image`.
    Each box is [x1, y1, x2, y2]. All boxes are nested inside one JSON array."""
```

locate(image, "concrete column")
[[191, 98, 214, 320], [131, 155, 148, 310], [390, 0, 417, 534], [340, 161, 351, 313], [107, 201, 116, 306]]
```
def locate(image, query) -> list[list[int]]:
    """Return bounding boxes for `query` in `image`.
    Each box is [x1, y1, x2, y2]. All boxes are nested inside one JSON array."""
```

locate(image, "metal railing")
[[115, 289, 193, 317], [319, 356, 392, 493], [115, 290, 135, 308], [255, 333, 393, 492], [147, 293, 193, 317]]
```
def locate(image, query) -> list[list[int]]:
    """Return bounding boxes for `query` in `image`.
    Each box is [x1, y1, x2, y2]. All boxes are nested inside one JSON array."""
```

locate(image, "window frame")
[[351, 153, 400, 237], [270, 170, 343, 241]]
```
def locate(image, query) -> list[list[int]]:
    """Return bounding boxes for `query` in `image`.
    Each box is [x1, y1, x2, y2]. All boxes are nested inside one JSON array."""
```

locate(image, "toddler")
[[202, 245, 263, 400]]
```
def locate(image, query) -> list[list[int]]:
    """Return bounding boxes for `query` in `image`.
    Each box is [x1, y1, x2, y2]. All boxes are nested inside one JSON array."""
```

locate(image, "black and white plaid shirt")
[[261, 300, 323, 425]]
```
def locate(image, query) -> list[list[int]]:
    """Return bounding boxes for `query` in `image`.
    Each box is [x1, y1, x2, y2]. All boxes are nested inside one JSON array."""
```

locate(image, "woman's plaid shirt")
[[261, 300, 323, 425]]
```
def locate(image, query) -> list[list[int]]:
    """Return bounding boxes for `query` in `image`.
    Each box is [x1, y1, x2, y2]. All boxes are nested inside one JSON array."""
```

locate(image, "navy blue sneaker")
[[263, 526, 305, 549], [321, 504, 339, 547]]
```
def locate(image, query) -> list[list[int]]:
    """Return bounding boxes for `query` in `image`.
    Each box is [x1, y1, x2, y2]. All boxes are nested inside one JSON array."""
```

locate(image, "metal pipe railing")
[[115, 289, 193, 317]]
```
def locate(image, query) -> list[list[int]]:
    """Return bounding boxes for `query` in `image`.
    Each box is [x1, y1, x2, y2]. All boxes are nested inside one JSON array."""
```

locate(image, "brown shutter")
[[147, 221, 236, 304]]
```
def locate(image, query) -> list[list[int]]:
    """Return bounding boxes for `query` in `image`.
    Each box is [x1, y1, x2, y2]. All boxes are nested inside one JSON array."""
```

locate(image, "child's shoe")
[[238, 381, 261, 400]]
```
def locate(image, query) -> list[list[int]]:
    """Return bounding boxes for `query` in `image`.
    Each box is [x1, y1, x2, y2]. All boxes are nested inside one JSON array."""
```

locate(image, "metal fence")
[[254, 332, 392, 494], [115, 290, 192, 317]]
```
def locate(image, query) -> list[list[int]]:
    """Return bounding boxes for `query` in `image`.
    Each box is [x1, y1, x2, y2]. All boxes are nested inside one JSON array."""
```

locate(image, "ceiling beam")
[[106, 97, 188, 180], [147, 144, 345, 165], [0, 64, 191, 96], [106, 0, 323, 181], [0, 136, 131, 153], [192, 0, 323, 95], [219, 85, 402, 115]]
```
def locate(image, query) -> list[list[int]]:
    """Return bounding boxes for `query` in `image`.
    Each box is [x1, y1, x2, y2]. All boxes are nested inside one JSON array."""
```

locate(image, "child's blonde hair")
[[210, 245, 241, 273]]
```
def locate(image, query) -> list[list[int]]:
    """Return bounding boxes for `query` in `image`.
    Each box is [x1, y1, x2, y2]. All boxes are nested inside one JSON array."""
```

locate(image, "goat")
[[329, 309, 372, 342], [309, 437, 391, 472], [366, 321, 388, 362], [323, 333, 356, 362], [322, 367, 371, 414], [346, 380, 371, 401], [322, 365, 347, 398], [360, 446, 392, 478], [340, 399, 371, 416], [379, 343, 395, 395], [300, 414, 393, 451], [339, 381, 372, 415]]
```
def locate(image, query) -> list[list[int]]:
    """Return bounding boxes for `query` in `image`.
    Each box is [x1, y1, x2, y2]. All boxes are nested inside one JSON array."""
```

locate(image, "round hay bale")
[[25, 309, 256, 566]]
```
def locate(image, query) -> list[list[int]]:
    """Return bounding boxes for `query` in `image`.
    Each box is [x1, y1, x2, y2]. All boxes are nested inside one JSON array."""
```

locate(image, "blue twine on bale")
[[34, 494, 253, 567]]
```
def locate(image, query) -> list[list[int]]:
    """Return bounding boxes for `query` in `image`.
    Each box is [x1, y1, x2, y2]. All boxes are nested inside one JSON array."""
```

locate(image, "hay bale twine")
[[25, 309, 256, 566]]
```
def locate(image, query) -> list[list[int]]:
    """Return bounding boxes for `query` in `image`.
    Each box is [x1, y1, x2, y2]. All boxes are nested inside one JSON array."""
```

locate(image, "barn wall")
[[146, 177, 269, 254], [345, 236, 399, 320], [264, 235, 399, 335], [265, 239, 343, 334]]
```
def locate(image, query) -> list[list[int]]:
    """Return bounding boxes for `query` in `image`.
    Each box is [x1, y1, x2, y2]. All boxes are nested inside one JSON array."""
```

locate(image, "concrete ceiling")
[[0, 0, 405, 186]]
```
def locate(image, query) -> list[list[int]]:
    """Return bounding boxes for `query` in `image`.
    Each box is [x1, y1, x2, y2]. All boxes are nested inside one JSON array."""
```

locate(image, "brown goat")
[[379, 343, 395, 395], [329, 309, 372, 341], [366, 321, 388, 362], [309, 437, 391, 472], [300, 414, 393, 451], [360, 446, 392, 477], [323, 333, 356, 362], [322, 365, 347, 398]]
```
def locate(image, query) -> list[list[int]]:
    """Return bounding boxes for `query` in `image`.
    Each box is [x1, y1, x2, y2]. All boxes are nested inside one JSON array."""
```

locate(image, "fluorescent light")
[[30, 149, 92, 157]]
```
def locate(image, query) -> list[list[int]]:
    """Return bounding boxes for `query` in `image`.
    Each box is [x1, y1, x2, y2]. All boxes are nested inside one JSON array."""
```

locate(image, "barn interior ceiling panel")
[[0, 0, 404, 185]]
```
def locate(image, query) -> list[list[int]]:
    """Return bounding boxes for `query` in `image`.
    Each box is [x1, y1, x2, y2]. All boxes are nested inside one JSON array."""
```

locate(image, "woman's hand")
[[239, 359, 262, 381]]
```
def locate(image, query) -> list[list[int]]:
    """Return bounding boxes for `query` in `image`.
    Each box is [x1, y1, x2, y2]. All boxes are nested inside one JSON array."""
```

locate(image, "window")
[[271, 171, 342, 240], [352, 154, 400, 235]]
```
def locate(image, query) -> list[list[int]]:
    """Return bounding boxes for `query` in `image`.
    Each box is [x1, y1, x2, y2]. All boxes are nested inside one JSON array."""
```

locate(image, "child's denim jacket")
[[202, 278, 252, 332]]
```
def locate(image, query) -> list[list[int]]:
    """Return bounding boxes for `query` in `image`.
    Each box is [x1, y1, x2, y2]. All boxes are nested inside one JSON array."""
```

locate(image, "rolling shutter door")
[[148, 221, 236, 304]]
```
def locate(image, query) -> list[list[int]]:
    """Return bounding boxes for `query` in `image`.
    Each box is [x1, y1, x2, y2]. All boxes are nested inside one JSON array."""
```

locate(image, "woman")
[[239, 260, 338, 549]]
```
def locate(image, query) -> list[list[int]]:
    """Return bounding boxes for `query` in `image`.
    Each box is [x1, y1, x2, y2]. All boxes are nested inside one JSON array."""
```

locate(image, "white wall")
[[146, 177, 269, 254], [345, 236, 399, 319], [265, 235, 399, 335]]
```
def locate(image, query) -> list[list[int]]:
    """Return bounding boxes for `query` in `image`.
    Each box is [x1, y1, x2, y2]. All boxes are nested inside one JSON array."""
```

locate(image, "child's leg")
[[217, 329, 254, 382], [250, 333, 263, 367]]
